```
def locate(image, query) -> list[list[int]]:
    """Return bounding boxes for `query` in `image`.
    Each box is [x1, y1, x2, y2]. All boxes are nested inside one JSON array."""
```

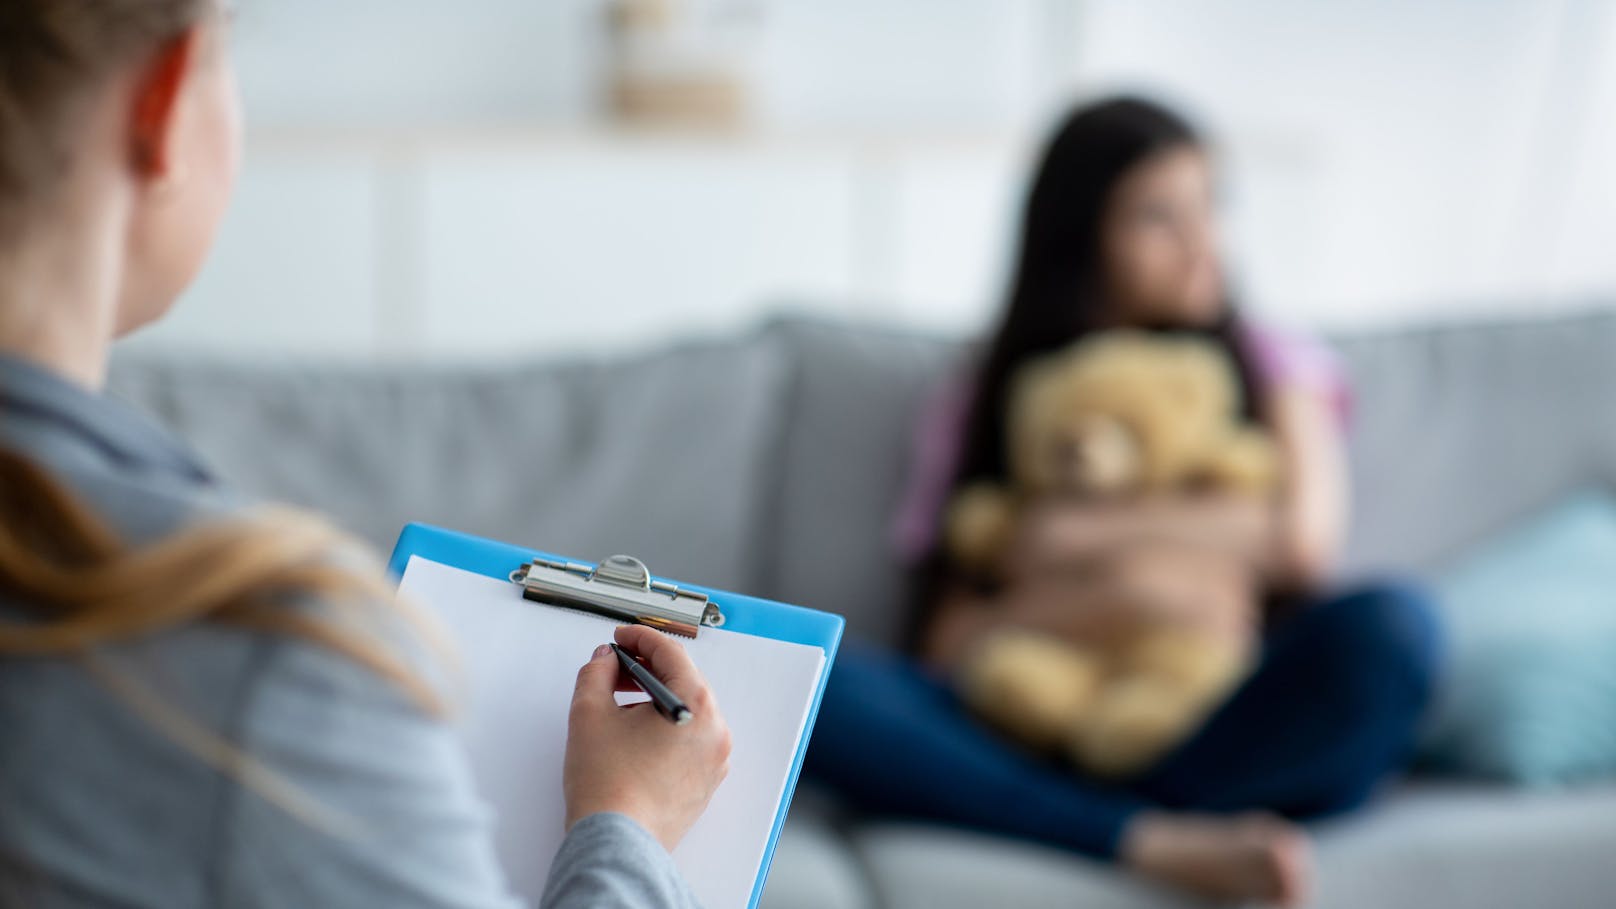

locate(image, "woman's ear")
[[128, 27, 203, 182]]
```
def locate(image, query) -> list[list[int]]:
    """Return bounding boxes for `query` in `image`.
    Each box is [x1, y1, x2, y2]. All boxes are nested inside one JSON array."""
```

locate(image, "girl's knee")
[[823, 640, 953, 711], [1311, 580, 1445, 693]]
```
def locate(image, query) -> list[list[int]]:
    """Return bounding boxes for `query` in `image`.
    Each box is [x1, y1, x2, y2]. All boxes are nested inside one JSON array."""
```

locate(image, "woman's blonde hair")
[[0, 448, 444, 712], [0, 454, 452, 904]]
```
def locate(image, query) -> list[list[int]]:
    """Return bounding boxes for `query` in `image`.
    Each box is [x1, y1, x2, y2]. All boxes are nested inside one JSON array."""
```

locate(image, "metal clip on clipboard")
[[510, 554, 726, 639]]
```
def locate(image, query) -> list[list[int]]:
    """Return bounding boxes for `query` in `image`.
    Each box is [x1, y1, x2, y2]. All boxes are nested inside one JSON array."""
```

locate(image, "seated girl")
[[806, 96, 1442, 908]]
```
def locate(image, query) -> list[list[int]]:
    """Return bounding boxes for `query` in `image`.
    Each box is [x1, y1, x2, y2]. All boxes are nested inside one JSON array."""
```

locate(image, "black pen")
[[609, 642, 693, 725]]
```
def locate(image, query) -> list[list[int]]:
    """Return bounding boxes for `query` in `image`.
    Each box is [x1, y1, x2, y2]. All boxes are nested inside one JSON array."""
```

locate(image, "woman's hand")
[[563, 624, 733, 852]]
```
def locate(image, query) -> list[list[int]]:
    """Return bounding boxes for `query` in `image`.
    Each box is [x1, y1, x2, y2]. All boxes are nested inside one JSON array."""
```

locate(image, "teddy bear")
[[945, 331, 1277, 778]]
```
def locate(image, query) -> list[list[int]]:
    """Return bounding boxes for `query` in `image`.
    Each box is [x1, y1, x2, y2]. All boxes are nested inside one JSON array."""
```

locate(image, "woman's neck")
[[0, 201, 124, 392]]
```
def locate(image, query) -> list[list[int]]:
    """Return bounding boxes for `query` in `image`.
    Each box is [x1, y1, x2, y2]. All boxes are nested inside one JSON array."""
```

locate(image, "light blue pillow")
[[1419, 491, 1616, 785]]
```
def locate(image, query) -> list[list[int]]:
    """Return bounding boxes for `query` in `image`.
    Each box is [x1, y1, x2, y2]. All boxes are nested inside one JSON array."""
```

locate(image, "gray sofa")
[[109, 309, 1616, 909]]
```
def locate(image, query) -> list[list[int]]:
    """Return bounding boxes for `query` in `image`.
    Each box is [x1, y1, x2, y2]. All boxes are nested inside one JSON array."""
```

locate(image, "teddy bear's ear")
[[1005, 357, 1064, 483]]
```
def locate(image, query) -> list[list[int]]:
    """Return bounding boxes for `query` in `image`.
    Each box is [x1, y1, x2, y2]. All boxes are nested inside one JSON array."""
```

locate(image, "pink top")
[[889, 324, 1351, 564]]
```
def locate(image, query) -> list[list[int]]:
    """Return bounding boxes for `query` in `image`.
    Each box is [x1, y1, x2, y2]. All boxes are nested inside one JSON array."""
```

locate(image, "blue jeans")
[[803, 582, 1443, 860]]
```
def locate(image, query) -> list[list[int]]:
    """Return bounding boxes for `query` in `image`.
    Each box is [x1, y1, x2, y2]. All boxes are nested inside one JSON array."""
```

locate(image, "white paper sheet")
[[398, 556, 826, 908]]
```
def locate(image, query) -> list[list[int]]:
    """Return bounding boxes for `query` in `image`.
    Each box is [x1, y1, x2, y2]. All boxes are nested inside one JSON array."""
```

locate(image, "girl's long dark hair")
[[904, 96, 1270, 650]]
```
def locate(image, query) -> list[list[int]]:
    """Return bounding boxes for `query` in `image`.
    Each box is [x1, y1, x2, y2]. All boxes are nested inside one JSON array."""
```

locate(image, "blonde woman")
[[0, 2, 731, 906]]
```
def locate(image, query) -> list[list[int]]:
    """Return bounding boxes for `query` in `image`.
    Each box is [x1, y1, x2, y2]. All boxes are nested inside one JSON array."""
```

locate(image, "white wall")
[[227, 1, 602, 125], [225, 0, 1062, 130], [1070, 0, 1616, 329], [127, 0, 1616, 361]]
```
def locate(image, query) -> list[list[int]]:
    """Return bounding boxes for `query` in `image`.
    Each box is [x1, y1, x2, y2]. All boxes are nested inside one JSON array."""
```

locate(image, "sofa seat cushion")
[[1306, 780, 1616, 908], [845, 780, 1616, 909], [760, 792, 876, 909], [851, 823, 1183, 909]]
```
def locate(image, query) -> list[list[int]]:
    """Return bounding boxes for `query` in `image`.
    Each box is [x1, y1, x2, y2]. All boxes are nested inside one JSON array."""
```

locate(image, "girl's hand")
[[1001, 498, 1141, 579], [1003, 496, 1277, 581], [563, 624, 733, 852]]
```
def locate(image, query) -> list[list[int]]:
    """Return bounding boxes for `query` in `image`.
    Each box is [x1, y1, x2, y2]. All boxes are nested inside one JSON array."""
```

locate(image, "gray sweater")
[[0, 354, 700, 908]]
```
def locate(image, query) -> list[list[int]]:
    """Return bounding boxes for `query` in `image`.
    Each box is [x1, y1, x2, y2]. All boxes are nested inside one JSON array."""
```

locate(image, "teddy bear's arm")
[[1196, 429, 1279, 495]]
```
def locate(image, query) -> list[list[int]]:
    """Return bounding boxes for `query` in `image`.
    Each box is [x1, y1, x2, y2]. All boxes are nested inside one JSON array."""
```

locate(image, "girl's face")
[[1099, 144, 1224, 327], [115, 13, 243, 337]]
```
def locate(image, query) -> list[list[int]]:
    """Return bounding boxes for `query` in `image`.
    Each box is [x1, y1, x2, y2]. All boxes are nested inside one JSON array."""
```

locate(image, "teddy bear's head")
[[1006, 332, 1260, 497]]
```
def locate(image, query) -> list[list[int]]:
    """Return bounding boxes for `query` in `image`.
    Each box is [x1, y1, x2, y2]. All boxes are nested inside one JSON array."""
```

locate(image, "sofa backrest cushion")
[[108, 334, 793, 594], [1336, 309, 1616, 576], [754, 317, 961, 644]]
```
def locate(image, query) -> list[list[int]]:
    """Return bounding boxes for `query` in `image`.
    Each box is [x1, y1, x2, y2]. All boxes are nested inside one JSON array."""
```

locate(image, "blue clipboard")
[[387, 522, 844, 909]]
